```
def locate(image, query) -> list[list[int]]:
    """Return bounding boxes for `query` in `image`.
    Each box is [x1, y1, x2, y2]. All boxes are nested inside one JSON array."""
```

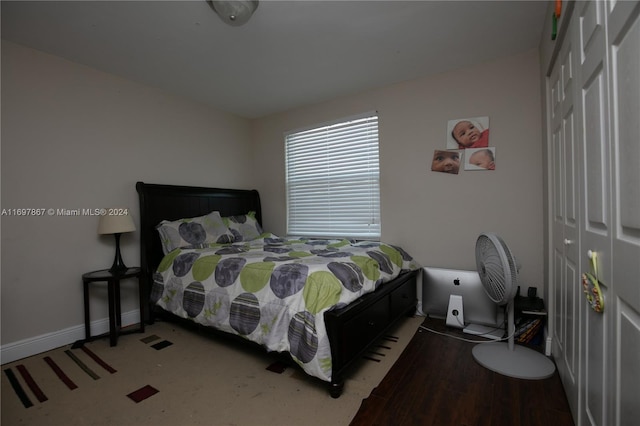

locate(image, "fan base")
[[472, 342, 555, 380]]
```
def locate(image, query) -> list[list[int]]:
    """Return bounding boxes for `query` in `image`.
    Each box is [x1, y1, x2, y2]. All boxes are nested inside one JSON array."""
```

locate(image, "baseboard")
[[1, 309, 141, 365], [545, 335, 552, 356]]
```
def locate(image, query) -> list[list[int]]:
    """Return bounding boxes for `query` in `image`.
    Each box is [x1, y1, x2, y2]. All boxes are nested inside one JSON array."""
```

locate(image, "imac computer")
[[421, 266, 505, 339]]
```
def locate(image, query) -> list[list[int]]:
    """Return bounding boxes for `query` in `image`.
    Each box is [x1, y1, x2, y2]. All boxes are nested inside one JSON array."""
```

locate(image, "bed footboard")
[[324, 269, 418, 398]]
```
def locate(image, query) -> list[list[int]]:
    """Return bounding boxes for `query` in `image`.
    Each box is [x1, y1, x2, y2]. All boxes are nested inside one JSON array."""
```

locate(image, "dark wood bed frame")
[[136, 181, 418, 398]]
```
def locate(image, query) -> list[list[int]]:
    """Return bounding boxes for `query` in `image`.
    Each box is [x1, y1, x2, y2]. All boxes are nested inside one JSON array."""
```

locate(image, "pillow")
[[223, 211, 263, 242], [156, 210, 234, 254]]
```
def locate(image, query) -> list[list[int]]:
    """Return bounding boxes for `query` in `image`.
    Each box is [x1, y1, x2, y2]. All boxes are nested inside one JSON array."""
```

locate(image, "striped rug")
[[1, 316, 423, 426]]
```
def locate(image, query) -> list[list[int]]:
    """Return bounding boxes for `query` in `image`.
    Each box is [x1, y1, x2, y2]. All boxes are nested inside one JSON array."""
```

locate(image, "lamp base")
[[108, 264, 129, 274], [109, 233, 128, 273]]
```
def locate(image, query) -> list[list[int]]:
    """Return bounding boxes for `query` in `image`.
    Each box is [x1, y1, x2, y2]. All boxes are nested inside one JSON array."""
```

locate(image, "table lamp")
[[98, 209, 136, 273]]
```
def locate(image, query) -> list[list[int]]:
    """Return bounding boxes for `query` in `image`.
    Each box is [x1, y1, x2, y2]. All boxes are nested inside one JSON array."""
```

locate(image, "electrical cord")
[[453, 312, 465, 328], [418, 316, 512, 344]]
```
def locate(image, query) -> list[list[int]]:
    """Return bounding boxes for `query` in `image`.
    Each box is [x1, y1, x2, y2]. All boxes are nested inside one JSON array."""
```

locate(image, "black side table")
[[82, 267, 145, 346]]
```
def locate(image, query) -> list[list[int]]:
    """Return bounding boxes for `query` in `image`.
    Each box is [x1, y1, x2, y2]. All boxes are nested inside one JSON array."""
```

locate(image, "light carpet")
[[2, 315, 423, 426]]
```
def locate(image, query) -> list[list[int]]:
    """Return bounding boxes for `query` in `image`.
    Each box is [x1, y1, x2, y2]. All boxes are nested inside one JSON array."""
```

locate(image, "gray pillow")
[[156, 210, 234, 254]]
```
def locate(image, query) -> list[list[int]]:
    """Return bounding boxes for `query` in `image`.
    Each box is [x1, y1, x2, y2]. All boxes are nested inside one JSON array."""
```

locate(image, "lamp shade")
[[97, 210, 136, 235], [210, 1, 259, 26]]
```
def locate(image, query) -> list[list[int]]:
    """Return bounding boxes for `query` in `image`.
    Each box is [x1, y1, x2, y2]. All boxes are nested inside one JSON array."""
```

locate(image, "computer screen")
[[421, 266, 503, 327]]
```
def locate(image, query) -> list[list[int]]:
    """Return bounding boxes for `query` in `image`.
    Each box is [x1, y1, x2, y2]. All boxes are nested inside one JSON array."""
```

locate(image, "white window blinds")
[[285, 113, 381, 239]]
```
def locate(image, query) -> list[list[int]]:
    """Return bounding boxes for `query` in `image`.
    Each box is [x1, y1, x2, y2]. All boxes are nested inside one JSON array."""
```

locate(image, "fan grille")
[[475, 233, 518, 305]]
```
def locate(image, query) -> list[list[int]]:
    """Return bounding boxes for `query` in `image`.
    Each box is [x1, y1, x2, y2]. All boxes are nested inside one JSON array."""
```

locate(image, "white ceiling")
[[1, 1, 548, 119]]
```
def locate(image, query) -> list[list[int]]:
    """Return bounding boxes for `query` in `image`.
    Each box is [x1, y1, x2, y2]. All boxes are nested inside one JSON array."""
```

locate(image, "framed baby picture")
[[431, 149, 461, 175], [464, 147, 496, 171], [446, 116, 490, 150]]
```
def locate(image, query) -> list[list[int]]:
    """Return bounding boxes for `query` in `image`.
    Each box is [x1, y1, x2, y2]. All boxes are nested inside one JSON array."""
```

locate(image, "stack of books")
[[513, 295, 547, 346], [515, 317, 543, 344]]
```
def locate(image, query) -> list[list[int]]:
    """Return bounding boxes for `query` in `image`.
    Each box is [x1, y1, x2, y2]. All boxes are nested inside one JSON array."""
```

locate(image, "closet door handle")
[[564, 239, 574, 245]]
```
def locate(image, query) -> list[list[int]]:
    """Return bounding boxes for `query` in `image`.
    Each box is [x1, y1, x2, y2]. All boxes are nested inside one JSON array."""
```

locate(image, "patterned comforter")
[[151, 234, 419, 382]]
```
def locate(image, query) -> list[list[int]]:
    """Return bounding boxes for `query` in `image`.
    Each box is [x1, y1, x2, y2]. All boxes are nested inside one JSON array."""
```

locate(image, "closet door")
[[549, 28, 581, 418], [606, 2, 640, 425], [577, 1, 611, 424], [546, 2, 639, 425]]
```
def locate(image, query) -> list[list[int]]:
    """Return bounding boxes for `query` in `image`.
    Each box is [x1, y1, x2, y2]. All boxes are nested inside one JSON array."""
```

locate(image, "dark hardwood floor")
[[350, 317, 574, 426]]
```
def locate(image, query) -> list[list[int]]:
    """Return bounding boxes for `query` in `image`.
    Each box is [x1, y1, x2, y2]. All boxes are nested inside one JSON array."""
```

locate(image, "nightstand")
[[82, 267, 145, 346]]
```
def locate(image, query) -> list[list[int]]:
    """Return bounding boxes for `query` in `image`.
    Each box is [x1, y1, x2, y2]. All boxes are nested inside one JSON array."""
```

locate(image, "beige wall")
[[252, 48, 544, 292], [1, 41, 545, 358], [1, 41, 253, 346]]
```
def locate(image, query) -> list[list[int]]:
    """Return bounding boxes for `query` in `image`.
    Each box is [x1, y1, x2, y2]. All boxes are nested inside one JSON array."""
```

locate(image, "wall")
[[1, 42, 545, 361], [1, 41, 253, 351], [252, 48, 544, 294]]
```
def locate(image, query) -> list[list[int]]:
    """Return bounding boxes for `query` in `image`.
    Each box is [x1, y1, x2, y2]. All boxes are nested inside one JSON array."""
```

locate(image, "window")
[[285, 113, 380, 239]]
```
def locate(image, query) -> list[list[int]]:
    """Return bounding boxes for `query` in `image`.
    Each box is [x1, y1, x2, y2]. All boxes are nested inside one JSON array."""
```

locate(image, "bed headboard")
[[136, 181, 262, 317]]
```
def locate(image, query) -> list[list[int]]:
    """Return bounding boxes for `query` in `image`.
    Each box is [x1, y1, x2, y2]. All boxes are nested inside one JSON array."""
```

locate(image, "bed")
[[136, 181, 419, 398]]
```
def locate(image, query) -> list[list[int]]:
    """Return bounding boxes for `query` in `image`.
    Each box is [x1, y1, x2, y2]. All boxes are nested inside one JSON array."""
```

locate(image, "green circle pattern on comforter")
[[151, 233, 419, 382]]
